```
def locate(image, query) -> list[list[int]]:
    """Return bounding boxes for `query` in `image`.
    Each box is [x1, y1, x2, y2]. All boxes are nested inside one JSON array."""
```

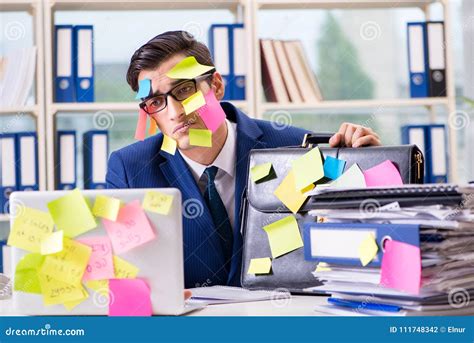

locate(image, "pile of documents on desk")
[[304, 197, 474, 316]]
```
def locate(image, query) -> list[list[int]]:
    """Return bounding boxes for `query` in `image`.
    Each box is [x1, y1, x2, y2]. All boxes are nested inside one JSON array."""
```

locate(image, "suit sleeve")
[[106, 151, 130, 189]]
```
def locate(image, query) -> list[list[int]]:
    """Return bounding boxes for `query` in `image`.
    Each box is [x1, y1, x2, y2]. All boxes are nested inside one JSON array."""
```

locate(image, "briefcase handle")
[[301, 133, 334, 148]]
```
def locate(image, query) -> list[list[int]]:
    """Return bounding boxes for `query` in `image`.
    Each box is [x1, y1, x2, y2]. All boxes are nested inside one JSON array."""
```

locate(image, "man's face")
[[137, 54, 223, 150]]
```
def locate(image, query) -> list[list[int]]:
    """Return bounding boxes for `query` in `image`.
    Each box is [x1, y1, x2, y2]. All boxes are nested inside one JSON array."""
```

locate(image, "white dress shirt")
[[179, 120, 237, 228]]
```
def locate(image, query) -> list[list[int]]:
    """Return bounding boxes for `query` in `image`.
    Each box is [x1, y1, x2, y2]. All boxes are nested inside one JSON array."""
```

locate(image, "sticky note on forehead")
[[135, 78, 152, 99], [165, 56, 214, 79]]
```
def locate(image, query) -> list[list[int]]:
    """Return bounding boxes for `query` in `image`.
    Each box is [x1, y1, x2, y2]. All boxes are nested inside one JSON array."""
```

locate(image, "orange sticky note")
[[274, 170, 314, 214]]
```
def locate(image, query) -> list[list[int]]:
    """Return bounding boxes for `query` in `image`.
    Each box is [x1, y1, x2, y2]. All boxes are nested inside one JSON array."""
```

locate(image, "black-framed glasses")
[[139, 70, 215, 115]]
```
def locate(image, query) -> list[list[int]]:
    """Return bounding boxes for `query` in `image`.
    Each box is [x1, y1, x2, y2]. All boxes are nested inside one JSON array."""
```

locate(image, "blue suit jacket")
[[106, 102, 309, 288]]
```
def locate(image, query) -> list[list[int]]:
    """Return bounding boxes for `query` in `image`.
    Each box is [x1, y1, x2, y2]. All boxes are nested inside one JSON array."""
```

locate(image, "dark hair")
[[126, 30, 214, 92]]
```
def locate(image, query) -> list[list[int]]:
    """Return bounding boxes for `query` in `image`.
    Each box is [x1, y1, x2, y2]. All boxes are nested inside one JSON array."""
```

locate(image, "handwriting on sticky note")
[[291, 147, 324, 191], [14, 253, 45, 294], [182, 90, 206, 115], [113, 255, 139, 279], [135, 78, 151, 99], [78, 236, 114, 281], [161, 135, 177, 155], [247, 258, 272, 274], [364, 160, 403, 187], [189, 128, 212, 147], [332, 163, 366, 188], [250, 162, 273, 183], [103, 200, 156, 254], [142, 190, 174, 215], [196, 90, 226, 132], [165, 56, 214, 80], [38, 273, 86, 306], [263, 215, 304, 258], [358, 233, 378, 267], [324, 156, 346, 180], [380, 240, 421, 294], [47, 188, 97, 238], [108, 279, 152, 316], [40, 230, 64, 255], [8, 207, 54, 253], [274, 170, 314, 214], [92, 195, 121, 221]]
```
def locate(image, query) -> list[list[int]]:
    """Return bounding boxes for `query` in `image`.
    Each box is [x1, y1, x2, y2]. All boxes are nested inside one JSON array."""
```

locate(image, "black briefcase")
[[240, 133, 424, 293]]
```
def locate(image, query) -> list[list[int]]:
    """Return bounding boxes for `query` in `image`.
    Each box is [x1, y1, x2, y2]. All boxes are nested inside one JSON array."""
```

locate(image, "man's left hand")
[[329, 122, 381, 148]]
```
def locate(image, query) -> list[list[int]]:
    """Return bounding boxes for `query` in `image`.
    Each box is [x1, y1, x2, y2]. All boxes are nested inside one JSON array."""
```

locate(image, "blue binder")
[[56, 131, 77, 190], [73, 25, 95, 102], [83, 130, 109, 189], [407, 22, 430, 98], [209, 24, 232, 100], [231, 23, 246, 100], [0, 133, 17, 214], [0, 240, 6, 273], [15, 132, 39, 191], [303, 223, 420, 267], [54, 25, 75, 102]]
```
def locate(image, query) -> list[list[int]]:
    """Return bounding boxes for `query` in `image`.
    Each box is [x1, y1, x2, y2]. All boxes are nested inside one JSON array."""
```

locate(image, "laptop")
[[9, 188, 203, 316]]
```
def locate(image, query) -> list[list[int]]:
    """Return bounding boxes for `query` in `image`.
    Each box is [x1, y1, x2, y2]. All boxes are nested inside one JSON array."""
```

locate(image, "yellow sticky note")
[[40, 237, 92, 284], [113, 255, 139, 279], [86, 279, 109, 296], [142, 190, 174, 215], [189, 128, 212, 147], [165, 56, 214, 79], [250, 162, 273, 183], [92, 195, 121, 221], [64, 287, 89, 311], [358, 233, 379, 266], [14, 253, 45, 294], [40, 230, 64, 255], [8, 207, 54, 253], [38, 273, 86, 306], [314, 262, 332, 273], [291, 147, 324, 191], [247, 257, 272, 274], [263, 215, 304, 258], [274, 170, 315, 214], [47, 188, 97, 238], [161, 135, 177, 155], [182, 90, 206, 115]]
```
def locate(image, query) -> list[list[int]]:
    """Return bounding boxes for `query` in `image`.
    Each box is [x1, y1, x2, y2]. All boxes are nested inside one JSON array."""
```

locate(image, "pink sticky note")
[[108, 278, 152, 316], [78, 236, 114, 281], [196, 90, 226, 132], [134, 108, 148, 141], [380, 240, 421, 294], [363, 160, 403, 187], [103, 200, 156, 254]]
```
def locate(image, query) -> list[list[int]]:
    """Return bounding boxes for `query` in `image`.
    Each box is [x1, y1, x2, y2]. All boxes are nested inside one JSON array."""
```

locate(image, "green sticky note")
[[250, 162, 274, 183], [92, 195, 121, 221], [263, 215, 304, 258], [14, 253, 45, 294], [47, 188, 97, 238], [165, 56, 214, 79], [291, 147, 324, 191], [189, 129, 212, 147]]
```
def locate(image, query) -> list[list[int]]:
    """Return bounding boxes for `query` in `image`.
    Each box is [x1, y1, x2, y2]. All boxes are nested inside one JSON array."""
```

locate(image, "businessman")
[[106, 31, 381, 288]]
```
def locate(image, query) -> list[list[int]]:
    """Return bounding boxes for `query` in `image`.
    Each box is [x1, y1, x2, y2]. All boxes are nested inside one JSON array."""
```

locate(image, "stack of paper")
[[189, 286, 290, 305]]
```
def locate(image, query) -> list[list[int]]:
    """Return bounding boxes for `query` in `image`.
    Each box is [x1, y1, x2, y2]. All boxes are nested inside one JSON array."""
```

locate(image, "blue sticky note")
[[324, 156, 346, 180], [135, 79, 152, 100]]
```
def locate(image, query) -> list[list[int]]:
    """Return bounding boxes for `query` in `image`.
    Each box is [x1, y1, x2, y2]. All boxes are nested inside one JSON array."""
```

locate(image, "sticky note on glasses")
[[291, 147, 324, 191], [135, 78, 152, 99], [250, 162, 273, 183], [263, 215, 303, 258], [247, 258, 272, 275], [161, 135, 177, 155], [92, 195, 121, 221], [196, 90, 226, 132], [323, 156, 346, 180], [189, 129, 212, 147], [358, 233, 378, 267], [165, 56, 214, 80], [182, 90, 206, 115], [142, 190, 174, 215], [274, 170, 314, 214]]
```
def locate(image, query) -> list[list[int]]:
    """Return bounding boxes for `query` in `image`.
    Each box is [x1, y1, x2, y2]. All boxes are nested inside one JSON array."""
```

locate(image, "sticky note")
[[64, 287, 89, 311], [40, 230, 64, 255], [189, 128, 212, 147], [142, 190, 174, 215], [134, 108, 148, 141], [103, 200, 156, 254], [8, 207, 54, 253], [332, 163, 366, 188], [78, 236, 114, 281], [149, 118, 158, 136], [364, 160, 404, 187], [380, 240, 421, 295], [113, 255, 139, 279], [161, 135, 177, 155], [108, 279, 152, 316], [323, 156, 346, 180], [250, 162, 273, 183], [165, 56, 214, 80], [182, 90, 206, 115], [40, 237, 92, 285], [263, 215, 304, 258], [47, 189, 97, 238], [314, 262, 332, 273], [291, 147, 324, 191], [358, 233, 378, 267], [196, 90, 226, 132], [274, 170, 315, 214], [86, 279, 109, 296], [38, 273, 86, 306], [14, 253, 45, 294], [247, 258, 272, 274], [135, 78, 151, 99], [92, 195, 121, 221]]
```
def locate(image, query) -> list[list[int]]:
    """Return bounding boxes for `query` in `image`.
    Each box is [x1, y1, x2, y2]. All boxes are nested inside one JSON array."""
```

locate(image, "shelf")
[[260, 97, 450, 112], [0, 105, 39, 116], [0, 214, 10, 223], [0, 0, 37, 11], [257, 0, 436, 10]]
